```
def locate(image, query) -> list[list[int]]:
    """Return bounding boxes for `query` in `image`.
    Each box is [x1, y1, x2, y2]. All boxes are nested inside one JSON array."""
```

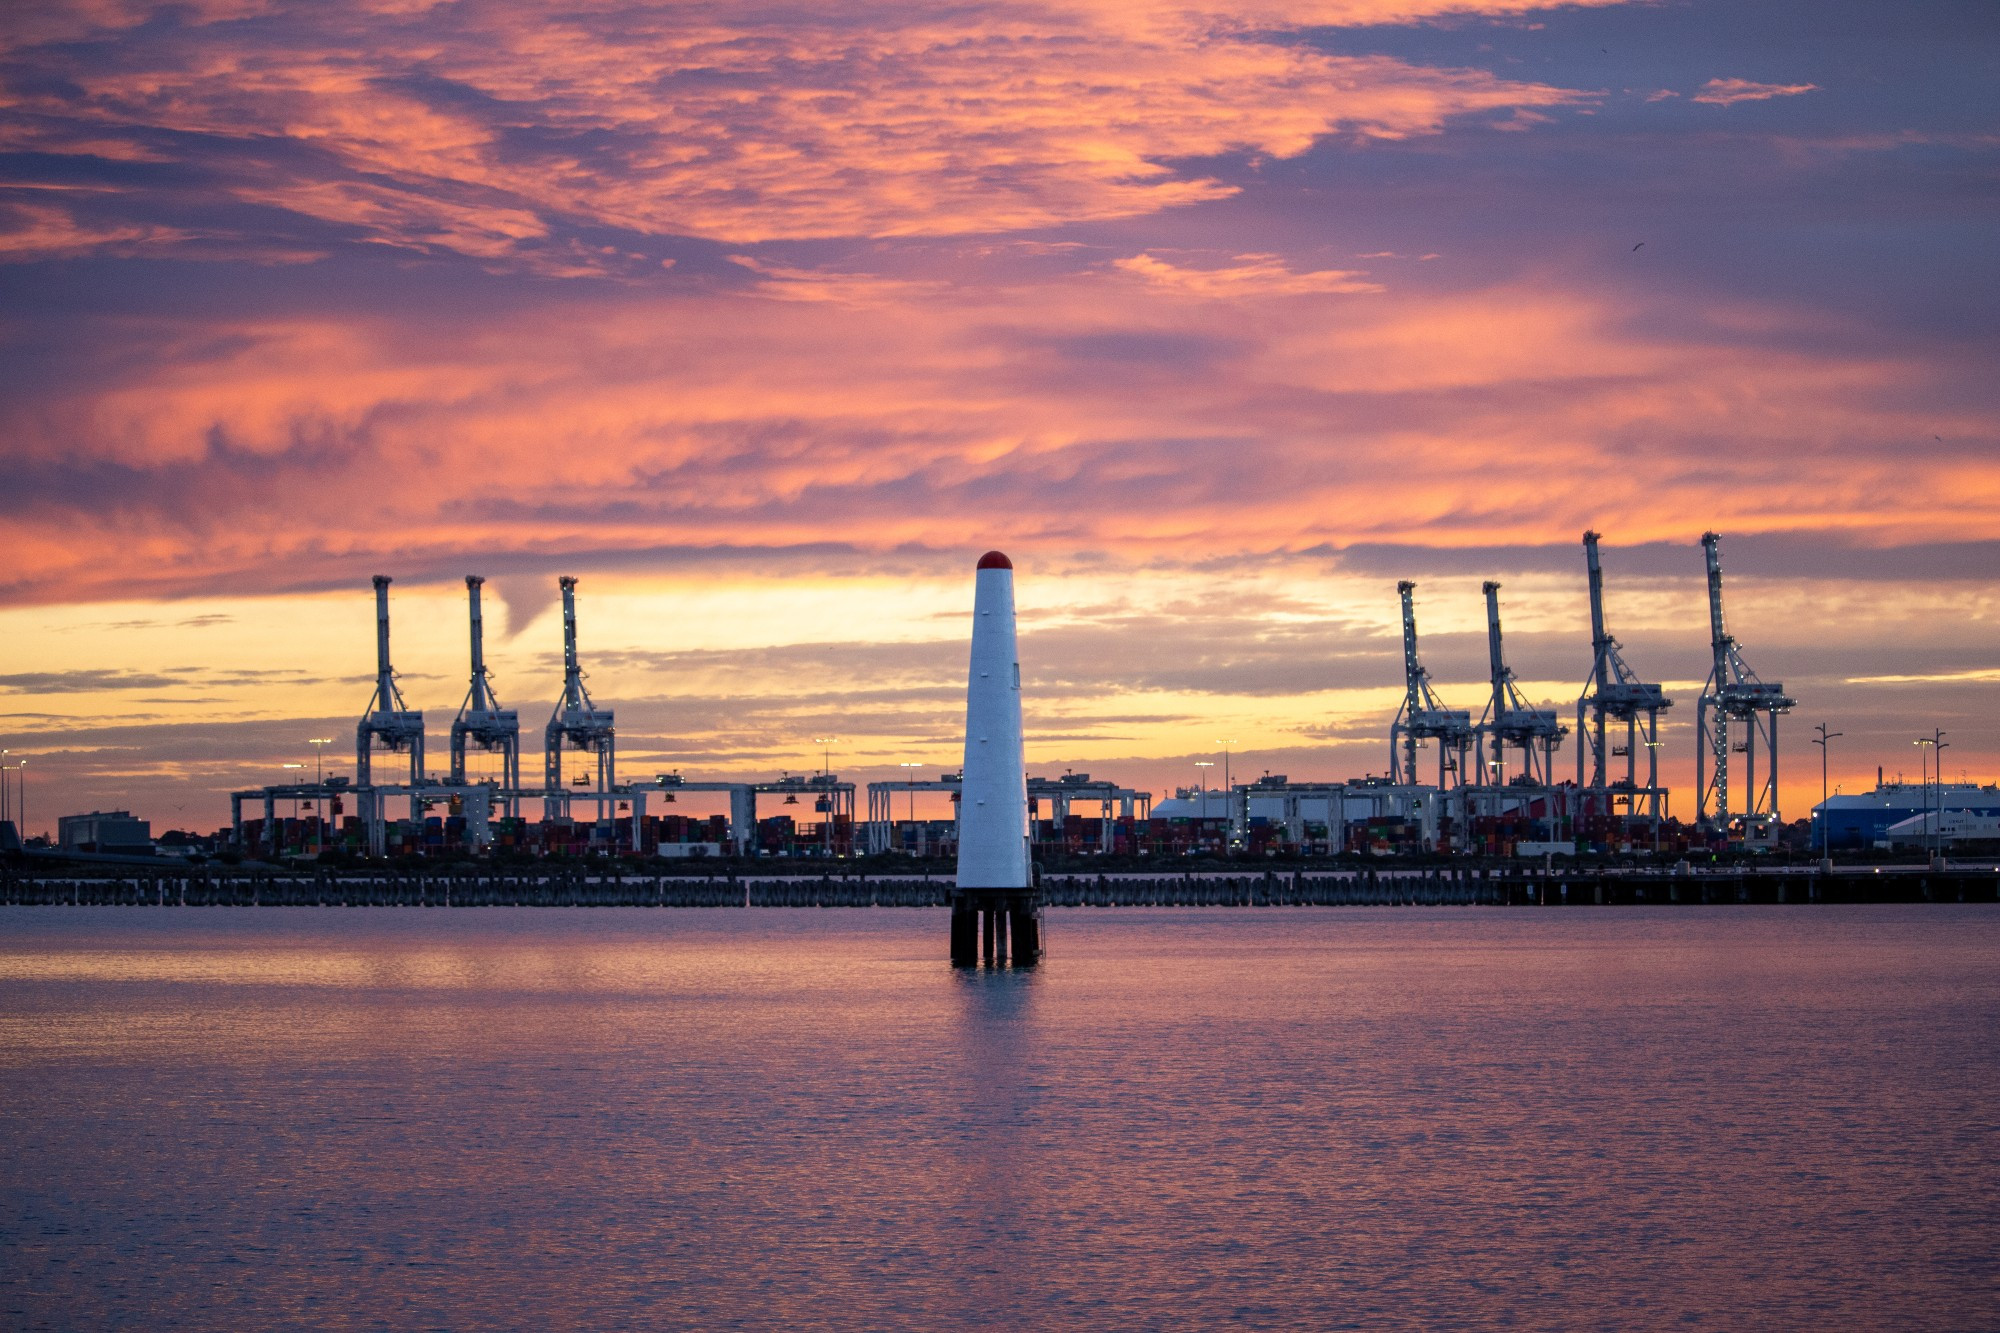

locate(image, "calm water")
[[2, 906, 1996, 1330]]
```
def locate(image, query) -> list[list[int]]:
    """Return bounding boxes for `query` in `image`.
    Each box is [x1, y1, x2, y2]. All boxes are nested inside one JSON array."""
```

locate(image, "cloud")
[[0, 258, 1991, 607], [1113, 252, 1384, 297], [0, 1, 1598, 261], [0, 200, 195, 262], [1843, 669, 2000, 686], [0, 669, 184, 693], [1692, 78, 1820, 107], [0, 665, 329, 695]]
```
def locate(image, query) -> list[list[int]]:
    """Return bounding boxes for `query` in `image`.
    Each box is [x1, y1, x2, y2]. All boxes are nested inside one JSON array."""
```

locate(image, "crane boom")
[[1483, 580, 1508, 720], [1399, 580, 1423, 696], [466, 576, 495, 712], [1584, 530, 1609, 682], [1702, 531, 1730, 683], [371, 575, 402, 711]]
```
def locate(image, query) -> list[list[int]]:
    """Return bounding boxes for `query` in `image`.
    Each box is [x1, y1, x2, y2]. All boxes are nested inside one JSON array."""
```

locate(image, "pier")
[[5, 867, 1995, 909]]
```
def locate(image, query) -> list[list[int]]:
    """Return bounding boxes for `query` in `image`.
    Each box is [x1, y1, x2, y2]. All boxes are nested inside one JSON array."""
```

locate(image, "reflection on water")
[[2, 906, 1996, 1330], [950, 967, 1040, 1309]]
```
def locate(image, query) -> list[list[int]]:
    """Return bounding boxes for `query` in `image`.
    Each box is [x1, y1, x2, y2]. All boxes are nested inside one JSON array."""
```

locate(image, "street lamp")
[[1215, 739, 1237, 841], [898, 762, 923, 850], [1812, 725, 1842, 860], [1932, 730, 1950, 863], [1194, 761, 1215, 819], [1913, 734, 1943, 861], [308, 737, 334, 785], [307, 739, 335, 853], [810, 739, 839, 854]]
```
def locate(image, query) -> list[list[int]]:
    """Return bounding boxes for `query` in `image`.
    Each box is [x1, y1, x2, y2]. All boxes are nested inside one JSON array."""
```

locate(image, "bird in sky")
[[1632, 242, 1645, 251]]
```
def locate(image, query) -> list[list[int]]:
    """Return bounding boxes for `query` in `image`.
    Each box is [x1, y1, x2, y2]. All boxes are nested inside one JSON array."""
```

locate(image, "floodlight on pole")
[[1914, 736, 1937, 859], [1811, 725, 1842, 860], [1932, 729, 1949, 861], [308, 737, 334, 785]]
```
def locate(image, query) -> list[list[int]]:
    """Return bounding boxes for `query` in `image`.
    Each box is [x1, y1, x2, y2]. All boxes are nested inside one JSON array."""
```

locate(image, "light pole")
[[309, 737, 334, 786], [1645, 739, 1665, 851], [898, 762, 922, 853], [1914, 736, 1936, 859], [1215, 739, 1236, 843], [1812, 725, 1841, 860], [811, 739, 838, 854], [280, 763, 304, 856], [308, 737, 334, 852], [1932, 730, 1949, 863], [1194, 761, 1215, 819]]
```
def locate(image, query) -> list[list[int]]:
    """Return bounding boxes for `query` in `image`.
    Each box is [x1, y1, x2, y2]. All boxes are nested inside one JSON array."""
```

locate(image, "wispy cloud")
[[0, 670, 185, 693], [1113, 252, 1384, 297], [1844, 669, 2000, 686], [1692, 78, 1821, 106]]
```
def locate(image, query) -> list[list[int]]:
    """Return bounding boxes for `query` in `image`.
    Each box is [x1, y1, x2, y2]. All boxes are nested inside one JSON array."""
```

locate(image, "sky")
[[1, 0, 1996, 835]]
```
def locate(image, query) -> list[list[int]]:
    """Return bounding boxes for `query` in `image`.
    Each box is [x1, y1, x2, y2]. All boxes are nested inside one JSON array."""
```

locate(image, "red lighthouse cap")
[[976, 550, 1012, 570]]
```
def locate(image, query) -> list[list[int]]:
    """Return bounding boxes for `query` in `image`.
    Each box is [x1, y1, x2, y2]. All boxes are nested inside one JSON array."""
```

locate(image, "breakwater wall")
[[4, 867, 1997, 908]]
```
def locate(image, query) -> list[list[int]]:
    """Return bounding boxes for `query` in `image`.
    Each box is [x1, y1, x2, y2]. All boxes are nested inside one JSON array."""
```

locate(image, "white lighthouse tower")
[[951, 550, 1041, 965]]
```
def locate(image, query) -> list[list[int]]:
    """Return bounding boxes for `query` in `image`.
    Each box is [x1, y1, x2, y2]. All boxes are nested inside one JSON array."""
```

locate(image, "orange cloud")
[[0, 199, 192, 259], [1692, 78, 1820, 106], [1, 249, 1986, 608], [1113, 253, 1384, 297]]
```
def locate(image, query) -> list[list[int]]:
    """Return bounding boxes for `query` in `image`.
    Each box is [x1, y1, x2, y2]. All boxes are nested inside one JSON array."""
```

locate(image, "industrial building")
[[864, 772, 1151, 856], [58, 810, 153, 854], [1812, 782, 2000, 851]]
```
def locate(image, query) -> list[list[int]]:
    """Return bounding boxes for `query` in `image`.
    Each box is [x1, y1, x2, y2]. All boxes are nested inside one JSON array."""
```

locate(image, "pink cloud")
[[1692, 78, 1820, 107], [1112, 252, 1384, 297], [0, 253, 1987, 608], [0, 1, 1601, 260]]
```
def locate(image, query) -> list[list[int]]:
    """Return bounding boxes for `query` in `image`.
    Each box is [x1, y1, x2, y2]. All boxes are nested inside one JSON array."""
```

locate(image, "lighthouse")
[[951, 550, 1041, 965]]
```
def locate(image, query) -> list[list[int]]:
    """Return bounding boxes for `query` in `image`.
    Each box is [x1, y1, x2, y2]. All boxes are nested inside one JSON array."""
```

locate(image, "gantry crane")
[[1696, 532, 1794, 836], [1576, 532, 1672, 827], [449, 575, 520, 805], [1475, 581, 1566, 787], [544, 576, 615, 821], [1388, 580, 1473, 788], [356, 575, 425, 788]]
